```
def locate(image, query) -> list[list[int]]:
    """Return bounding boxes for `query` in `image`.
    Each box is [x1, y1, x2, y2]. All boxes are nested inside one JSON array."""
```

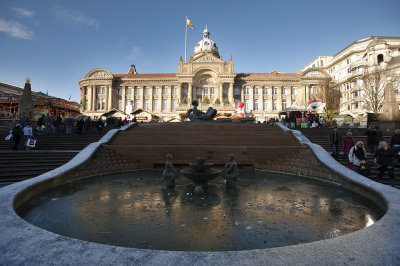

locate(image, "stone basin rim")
[[0, 122, 399, 265]]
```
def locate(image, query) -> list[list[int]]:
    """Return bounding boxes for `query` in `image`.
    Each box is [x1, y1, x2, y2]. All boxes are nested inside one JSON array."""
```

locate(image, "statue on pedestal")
[[221, 154, 239, 188], [186, 100, 217, 121], [162, 154, 181, 188]]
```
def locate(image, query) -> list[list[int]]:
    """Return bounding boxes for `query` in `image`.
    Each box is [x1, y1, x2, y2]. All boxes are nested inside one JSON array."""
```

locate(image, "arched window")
[[377, 54, 384, 64]]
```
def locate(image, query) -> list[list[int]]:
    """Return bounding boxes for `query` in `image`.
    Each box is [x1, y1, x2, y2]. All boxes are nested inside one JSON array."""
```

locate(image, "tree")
[[202, 96, 210, 105], [181, 98, 187, 104], [360, 65, 399, 113], [309, 82, 340, 111], [214, 98, 221, 104]]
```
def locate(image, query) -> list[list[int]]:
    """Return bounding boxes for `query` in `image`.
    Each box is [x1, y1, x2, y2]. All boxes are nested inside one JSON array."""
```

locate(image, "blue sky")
[[0, 0, 399, 103]]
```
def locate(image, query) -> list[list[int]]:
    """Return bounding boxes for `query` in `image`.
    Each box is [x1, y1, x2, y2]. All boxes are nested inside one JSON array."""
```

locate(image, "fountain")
[[0, 122, 399, 264]]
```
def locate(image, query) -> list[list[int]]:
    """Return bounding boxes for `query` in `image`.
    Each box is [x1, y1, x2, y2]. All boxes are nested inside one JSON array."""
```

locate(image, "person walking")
[[37, 114, 44, 135], [348, 141, 367, 174], [44, 113, 53, 135], [66, 115, 74, 135], [11, 124, 22, 150], [365, 125, 376, 153], [343, 131, 355, 160], [374, 141, 394, 179], [76, 118, 84, 135], [84, 117, 92, 135], [374, 126, 383, 151], [96, 119, 104, 135], [328, 126, 340, 159], [22, 124, 33, 150]]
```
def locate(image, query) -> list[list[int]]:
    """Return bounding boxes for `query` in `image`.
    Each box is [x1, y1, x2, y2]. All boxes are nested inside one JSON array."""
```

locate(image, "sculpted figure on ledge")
[[186, 100, 217, 121], [221, 154, 239, 188], [162, 154, 181, 188]]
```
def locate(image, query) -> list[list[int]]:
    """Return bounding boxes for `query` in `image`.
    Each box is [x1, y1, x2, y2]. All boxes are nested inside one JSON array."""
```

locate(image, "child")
[[343, 131, 355, 159]]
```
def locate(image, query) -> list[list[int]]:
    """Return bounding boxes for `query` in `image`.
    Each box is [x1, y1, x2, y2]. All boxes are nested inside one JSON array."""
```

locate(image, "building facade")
[[301, 36, 400, 121], [79, 29, 400, 122]]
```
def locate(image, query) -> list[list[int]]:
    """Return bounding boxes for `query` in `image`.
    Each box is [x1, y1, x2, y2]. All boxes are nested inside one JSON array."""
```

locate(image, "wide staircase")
[[105, 123, 304, 167], [0, 125, 109, 187], [298, 128, 399, 187]]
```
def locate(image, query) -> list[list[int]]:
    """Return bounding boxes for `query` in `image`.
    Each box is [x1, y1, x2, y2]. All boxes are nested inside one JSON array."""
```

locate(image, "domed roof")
[[193, 26, 219, 58]]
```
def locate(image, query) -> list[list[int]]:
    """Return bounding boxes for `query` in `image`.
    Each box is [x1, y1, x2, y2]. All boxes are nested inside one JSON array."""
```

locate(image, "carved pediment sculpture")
[[88, 70, 112, 79], [193, 55, 220, 63]]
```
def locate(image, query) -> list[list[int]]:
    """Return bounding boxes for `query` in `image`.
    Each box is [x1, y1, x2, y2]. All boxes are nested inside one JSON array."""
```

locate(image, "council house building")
[[79, 28, 400, 122]]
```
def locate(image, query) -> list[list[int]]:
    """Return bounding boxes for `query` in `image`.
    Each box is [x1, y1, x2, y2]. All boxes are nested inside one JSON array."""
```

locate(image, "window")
[[282, 99, 287, 109], [135, 100, 140, 109], [144, 87, 150, 95], [263, 100, 268, 110], [291, 87, 296, 95], [244, 99, 250, 111], [172, 99, 177, 110], [321, 60, 324, 67], [347, 58, 351, 64], [281, 87, 286, 95], [162, 86, 168, 95], [172, 87, 177, 95], [244, 87, 250, 95], [254, 87, 259, 95], [263, 87, 268, 95], [126, 88, 132, 95], [144, 100, 149, 111], [234, 87, 241, 95], [162, 99, 168, 111], [377, 54, 384, 64], [254, 99, 259, 110], [118, 100, 123, 110], [153, 87, 158, 95], [153, 100, 158, 111], [182, 87, 188, 97], [223, 86, 229, 95], [204, 88, 208, 95], [101, 99, 105, 110], [196, 87, 202, 96], [272, 87, 278, 95], [118, 88, 123, 95], [272, 99, 277, 110], [97, 99, 101, 110], [210, 87, 215, 95], [135, 88, 140, 95], [291, 99, 296, 106]]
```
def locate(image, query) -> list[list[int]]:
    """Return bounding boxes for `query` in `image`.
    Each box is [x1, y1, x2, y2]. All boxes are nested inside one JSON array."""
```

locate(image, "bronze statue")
[[186, 100, 217, 121], [162, 154, 181, 188], [221, 154, 239, 188]]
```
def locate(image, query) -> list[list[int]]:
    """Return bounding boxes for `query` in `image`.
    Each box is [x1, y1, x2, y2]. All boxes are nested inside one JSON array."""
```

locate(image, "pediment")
[[86, 69, 113, 79], [301, 68, 330, 79], [193, 54, 221, 63]]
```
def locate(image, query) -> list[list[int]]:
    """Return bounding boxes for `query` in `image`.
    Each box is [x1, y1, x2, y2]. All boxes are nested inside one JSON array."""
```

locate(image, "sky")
[[0, 0, 399, 103]]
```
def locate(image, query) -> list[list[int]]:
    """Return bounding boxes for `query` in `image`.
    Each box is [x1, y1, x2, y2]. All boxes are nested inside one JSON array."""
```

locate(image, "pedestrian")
[[55, 114, 62, 133], [84, 117, 92, 135], [37, 114, 44, 135], [66, 115, 74, 134], [96, 119, 104, 135], [374, 126, 383, 151], [343, 131, 355, 159], [374, 141, 394, 179], [22, 123, 33, 150], [11, 124, 22, 150], [348, 141, 367, 174], [44, 113, 53, 135], [328, 126, 340, 159], [76, 118, 84, 135], [390, 129, 400, 165], [365, 125, 376, 153]]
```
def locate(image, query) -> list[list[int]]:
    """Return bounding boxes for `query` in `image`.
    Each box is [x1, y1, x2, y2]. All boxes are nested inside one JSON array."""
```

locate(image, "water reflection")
[[19, 170, 384, 251]]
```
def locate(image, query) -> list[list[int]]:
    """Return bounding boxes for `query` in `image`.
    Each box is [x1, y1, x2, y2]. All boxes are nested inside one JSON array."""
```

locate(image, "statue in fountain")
[[162, 154, 181, 188], [221, 154, 239, 188], [186, 100, 217, 121]]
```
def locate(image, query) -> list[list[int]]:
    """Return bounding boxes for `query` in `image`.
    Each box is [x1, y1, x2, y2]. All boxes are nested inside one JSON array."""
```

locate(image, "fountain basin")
[[180, 168, 221, 184]]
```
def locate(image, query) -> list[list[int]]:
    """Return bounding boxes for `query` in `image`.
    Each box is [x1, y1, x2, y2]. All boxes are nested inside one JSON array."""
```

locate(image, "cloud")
[[54, 7, 99, 28], [12, 7, 35, 18], [0, 19, 33, 39], [127, 46, 143, 60]]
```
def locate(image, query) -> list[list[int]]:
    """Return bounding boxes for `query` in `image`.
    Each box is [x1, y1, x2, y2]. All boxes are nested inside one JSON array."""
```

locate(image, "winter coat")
[[374, 148, 394, 166], [391, 134, 400, 147], [349, 146, 367, 166], [343, 136, 355, 155]]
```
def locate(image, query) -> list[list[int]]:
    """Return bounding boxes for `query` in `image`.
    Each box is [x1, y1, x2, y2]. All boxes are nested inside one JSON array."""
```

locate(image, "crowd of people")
[[7, 113, 136, 150], [329, 126, 400, 179]]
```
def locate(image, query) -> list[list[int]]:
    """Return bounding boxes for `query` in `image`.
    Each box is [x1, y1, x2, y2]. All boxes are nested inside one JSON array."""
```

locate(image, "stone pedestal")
[[18, 78, 33, 120]]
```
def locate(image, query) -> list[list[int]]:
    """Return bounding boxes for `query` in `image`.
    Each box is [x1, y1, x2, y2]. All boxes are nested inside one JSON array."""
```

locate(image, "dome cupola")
[[193, 26, 220, 59]]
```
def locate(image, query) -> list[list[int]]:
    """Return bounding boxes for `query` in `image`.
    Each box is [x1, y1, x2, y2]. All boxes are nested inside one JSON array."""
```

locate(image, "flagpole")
[[185, 16, 187, 62]]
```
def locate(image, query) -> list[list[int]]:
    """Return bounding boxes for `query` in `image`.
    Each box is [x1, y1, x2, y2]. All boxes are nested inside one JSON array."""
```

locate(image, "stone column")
[[150, 87, 154, 111], [108, 85, 113, 111], [241, 85, 244, 102], [249, 86, 254, 110], [122, 86, 126, 113], [219, 84, 223, 102], [229, 83, 234, 105], [177, 84, 182, 104], [188, 84, 193, 103], [91, 86, 96, 111]]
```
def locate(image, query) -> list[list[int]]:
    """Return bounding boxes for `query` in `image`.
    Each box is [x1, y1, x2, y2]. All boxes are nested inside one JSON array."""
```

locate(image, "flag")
[[186, 18, 194, 30]]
